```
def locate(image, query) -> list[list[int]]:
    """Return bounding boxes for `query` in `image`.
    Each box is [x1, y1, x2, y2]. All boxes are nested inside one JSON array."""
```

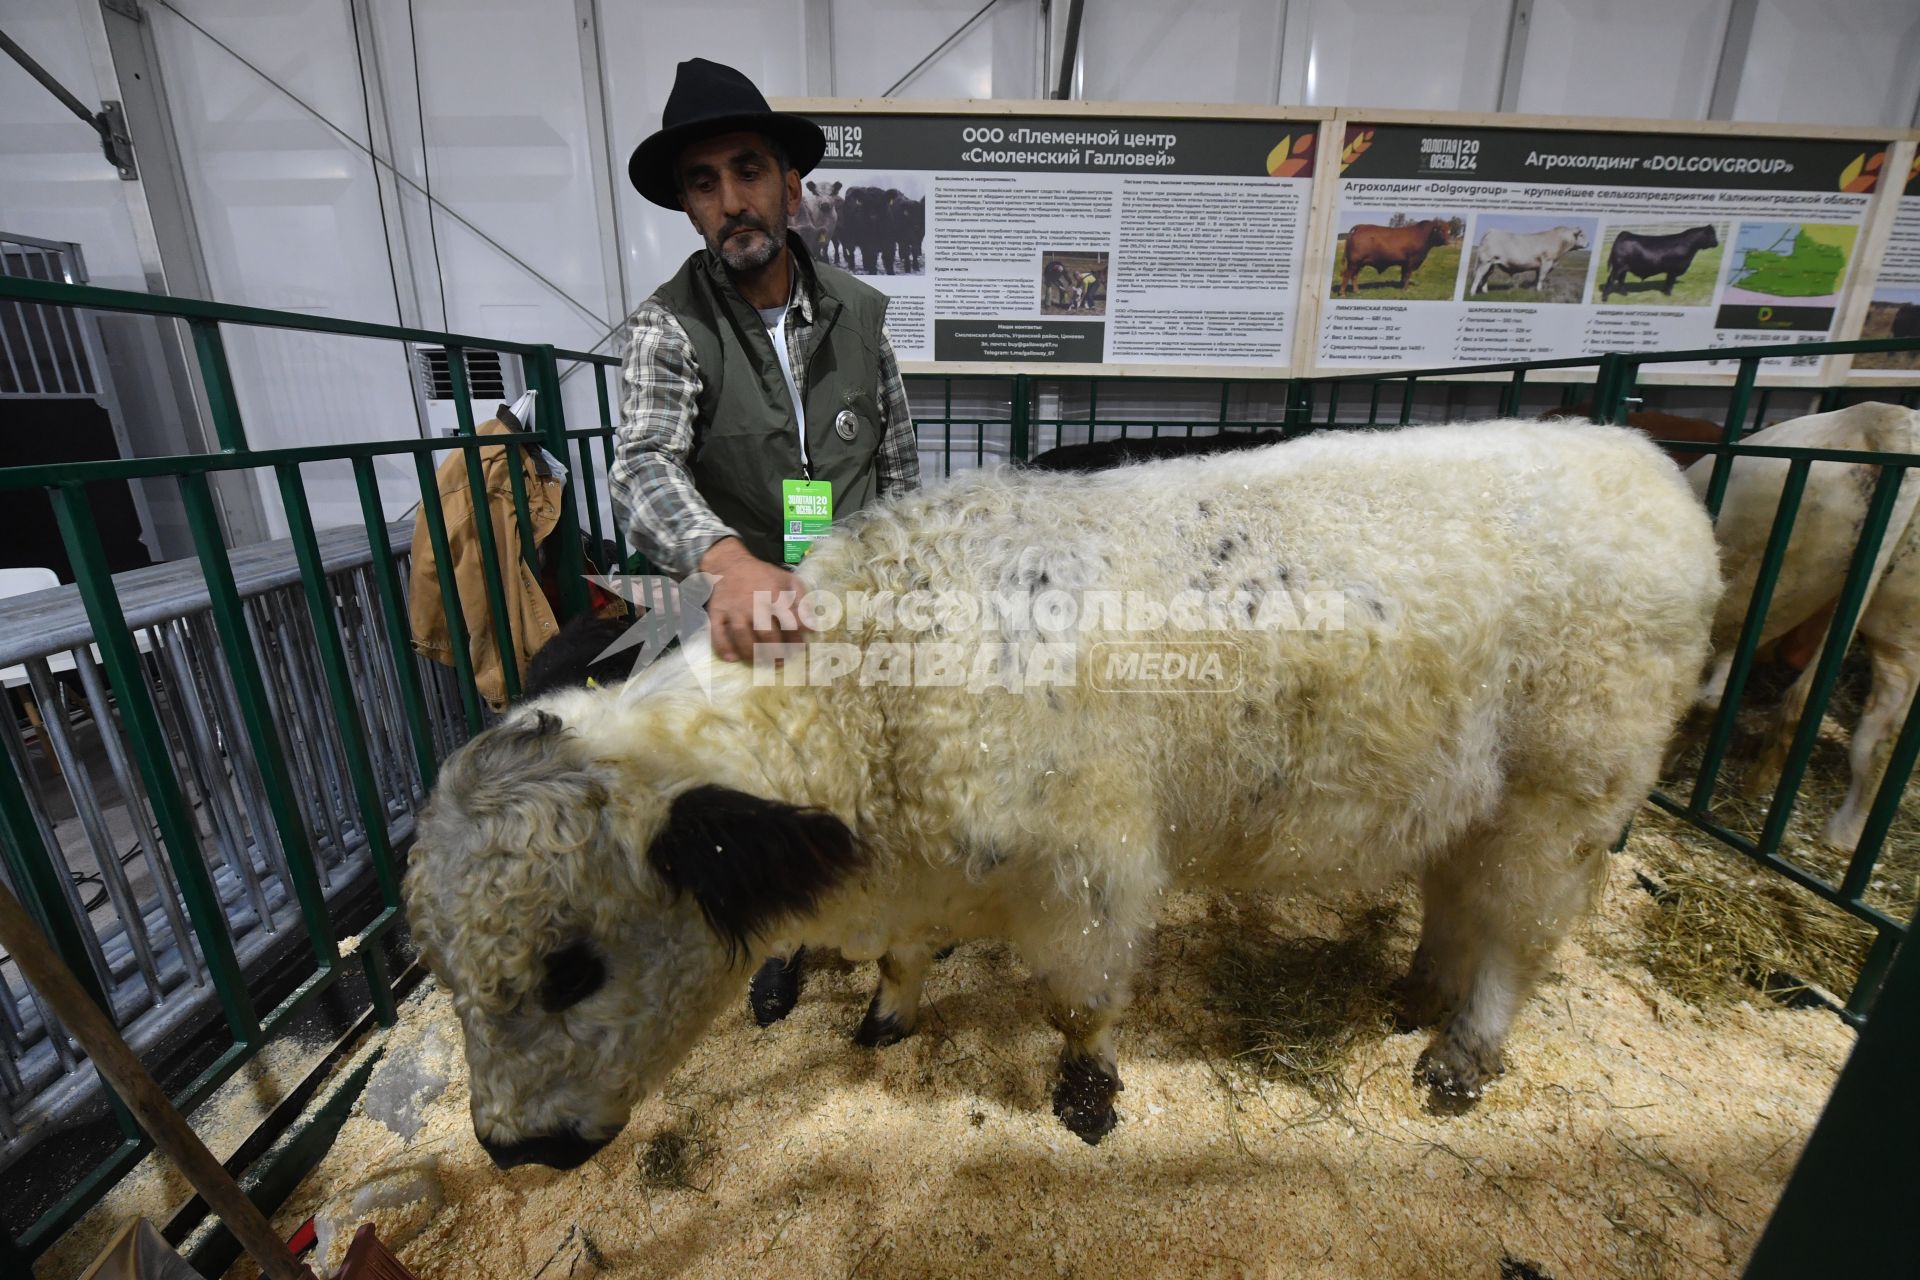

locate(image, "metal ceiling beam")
[[1052, 0, 1084, 100]]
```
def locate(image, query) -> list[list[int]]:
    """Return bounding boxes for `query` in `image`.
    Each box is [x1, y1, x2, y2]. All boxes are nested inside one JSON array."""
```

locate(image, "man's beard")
[[713, 212, 785, 272]]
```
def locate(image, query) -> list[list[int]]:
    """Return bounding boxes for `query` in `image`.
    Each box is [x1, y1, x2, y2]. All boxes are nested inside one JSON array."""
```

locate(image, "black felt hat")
[[628, 58, 826, 210]]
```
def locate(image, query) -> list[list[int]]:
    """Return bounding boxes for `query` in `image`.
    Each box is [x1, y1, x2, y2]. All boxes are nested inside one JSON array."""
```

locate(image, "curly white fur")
[[404, 419, 1721, 1154]]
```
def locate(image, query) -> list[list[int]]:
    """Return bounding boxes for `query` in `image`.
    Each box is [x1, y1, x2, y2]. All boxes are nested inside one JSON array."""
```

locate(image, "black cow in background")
[[1600, 225, 1719, 302], [892, 195, 926, 272], [836, 185, 896, 274], [1893, 302, 1920, 340], [1025, 429, 1288, 472]]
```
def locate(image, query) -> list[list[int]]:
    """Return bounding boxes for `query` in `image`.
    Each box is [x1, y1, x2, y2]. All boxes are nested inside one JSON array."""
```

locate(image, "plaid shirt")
[[609, 263, 920, 577]]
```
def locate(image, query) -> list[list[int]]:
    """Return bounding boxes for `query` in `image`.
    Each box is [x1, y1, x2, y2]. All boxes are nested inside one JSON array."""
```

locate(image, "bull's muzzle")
[[480, 1126, 612, 1171]]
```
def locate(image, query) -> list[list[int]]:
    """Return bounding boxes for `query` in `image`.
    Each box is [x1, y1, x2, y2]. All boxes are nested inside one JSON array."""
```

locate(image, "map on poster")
[[1318, 123, 1893, 375], [788, 110, 1317, 369], [1854, 153, 1920, 377]]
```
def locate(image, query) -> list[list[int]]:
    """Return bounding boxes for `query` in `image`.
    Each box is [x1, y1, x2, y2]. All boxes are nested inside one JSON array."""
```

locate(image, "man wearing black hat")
[[610, 59, 919, 1026], [610, 58, 920, 665]]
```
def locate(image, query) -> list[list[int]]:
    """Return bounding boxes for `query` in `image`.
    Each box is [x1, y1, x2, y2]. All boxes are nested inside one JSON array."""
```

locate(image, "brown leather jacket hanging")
[[408, 413, 562, 708]]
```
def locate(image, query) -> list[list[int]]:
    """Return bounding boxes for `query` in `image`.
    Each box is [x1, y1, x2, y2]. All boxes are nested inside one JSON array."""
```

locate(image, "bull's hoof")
[[852, 997, 911, 1048], [1052, 1057, 1121, 1145], [1392, 973, 1447, 1032], [748, 950, 805, 1027], [1416, 1042, 1500, 1116]]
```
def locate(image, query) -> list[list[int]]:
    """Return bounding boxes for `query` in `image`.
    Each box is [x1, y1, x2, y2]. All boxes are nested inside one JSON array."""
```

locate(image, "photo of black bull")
[[1601, 225, 1720, 302], [824, 184, 925, 276]]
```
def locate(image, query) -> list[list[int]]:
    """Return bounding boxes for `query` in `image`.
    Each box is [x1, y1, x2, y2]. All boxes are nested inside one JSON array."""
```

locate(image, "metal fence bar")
[[1755, 465, 1909, 861], [275, 465, 403, 910], [47, 484, 261, 1044], [189, 612, 302, 925], [1689, 458, 1813, 811], [180, 473, 338, 969], [445, 349, 523, 700], [594, 364, 629, 569], [244, 595, 346, 881], [1500, 368, 1526, 417], [353, 458, 438, 790], [337, 576, 404, 810], [151, 620, 275, 934], [533, 346, 590, 620], [0, 696, 117, 1000], [70, 647, 200, 985], [411, 452, 483, 731], [1702, 356, 1760, 520], [22, 661, 165, 1004], [500, 439, 541, 578], [1840, 681, 1920, 905]]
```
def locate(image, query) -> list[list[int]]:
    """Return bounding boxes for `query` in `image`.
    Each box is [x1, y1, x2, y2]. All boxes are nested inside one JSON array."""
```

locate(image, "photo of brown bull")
[[1338, 219, 1454, 297]]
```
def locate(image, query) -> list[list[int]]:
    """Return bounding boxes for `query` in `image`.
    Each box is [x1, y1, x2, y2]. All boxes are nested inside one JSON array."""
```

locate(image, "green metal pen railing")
[[2, 270, 1918, 1267], [0, 273, 626, 1267]]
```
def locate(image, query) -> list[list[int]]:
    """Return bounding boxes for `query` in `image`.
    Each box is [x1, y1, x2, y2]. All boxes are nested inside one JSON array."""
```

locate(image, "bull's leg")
[[748, 948, 806, 1026], [1415, 815, 1608, 1111], [1825, 640, 1920, 850], [853, 944, 932, 1047], [1398, 851, 1485, 1030], [1017, 908, 1144, 1144], [1043, 976, 1131, 1145], [1748, 650, 1825, 801]]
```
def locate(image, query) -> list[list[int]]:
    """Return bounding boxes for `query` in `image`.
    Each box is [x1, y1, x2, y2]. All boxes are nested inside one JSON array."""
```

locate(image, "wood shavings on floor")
[[34, 1028, 349, 1279], [231, 851, 1850, 1280]]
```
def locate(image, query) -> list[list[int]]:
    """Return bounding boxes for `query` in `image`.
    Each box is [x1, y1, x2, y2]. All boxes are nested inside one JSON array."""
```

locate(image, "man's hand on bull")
[[698, 536, 811, 662]]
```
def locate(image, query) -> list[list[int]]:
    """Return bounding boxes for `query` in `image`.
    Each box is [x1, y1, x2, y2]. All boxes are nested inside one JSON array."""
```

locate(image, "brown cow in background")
[[1339, 220, 1452, 296]]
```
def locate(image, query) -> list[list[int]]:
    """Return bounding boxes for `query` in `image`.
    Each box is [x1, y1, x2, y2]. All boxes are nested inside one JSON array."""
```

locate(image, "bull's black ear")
[[646, 786, 861, 955]]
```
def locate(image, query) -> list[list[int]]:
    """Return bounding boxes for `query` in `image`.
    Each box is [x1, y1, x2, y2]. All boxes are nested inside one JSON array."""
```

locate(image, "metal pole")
[[1052, 0, 1085, 99], [0, 878, 315, 1280]]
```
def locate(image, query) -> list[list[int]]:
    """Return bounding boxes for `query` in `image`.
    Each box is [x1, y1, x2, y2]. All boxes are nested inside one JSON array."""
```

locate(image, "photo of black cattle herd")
[[792, 176, 927, 277]]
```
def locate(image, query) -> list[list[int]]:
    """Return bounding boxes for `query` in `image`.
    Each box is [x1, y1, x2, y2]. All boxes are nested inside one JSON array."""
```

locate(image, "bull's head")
[[402, 701, 860, 1170], [1427, 220, 1452, 246]]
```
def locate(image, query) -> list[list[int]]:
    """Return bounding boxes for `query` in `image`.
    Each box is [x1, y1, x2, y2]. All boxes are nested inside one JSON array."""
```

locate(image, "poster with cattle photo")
[[786, 107, 1319, 370], [1853, 154, 1920, 376], [1318, 121, 1894, 376]]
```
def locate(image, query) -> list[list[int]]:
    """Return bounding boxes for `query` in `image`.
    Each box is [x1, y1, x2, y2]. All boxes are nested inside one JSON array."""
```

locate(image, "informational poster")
[[1853, 153, 1920, 377], [791, 111, 1318, 369], [1318, 122, 1893, 375]]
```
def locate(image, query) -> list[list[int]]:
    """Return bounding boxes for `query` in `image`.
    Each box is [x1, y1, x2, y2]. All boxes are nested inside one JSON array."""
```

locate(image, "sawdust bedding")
[[226, 848, 1852, 1280]]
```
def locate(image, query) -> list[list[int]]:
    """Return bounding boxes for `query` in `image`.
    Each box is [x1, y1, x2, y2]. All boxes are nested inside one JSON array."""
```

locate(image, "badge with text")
[[781, 478, 833, 564]]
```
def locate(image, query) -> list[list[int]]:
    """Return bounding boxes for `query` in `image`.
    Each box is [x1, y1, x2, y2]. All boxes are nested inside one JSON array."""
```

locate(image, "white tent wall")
[[1733, 0, 1920, 128], [143, 0, 432, 536], [0, 0, 147, 290], [1515, 0, 1731, 120], [5, 0, 1920, 546]]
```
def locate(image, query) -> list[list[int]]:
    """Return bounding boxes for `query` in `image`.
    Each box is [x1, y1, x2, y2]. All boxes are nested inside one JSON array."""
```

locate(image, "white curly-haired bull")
[[403, 419, 1720, 1167]]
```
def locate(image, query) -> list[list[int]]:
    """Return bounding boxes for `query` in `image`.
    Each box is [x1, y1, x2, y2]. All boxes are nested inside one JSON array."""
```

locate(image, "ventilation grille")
[[417, 347, 506, 402], [1, 242, 97, 397]]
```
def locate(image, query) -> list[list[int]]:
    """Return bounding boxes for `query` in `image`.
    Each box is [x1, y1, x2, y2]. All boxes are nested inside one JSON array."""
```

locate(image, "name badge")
[[782, 478, 833, 564]]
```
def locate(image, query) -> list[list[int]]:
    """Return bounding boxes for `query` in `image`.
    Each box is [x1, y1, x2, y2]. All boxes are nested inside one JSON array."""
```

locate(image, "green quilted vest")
[[653, 233, 891, 567]]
